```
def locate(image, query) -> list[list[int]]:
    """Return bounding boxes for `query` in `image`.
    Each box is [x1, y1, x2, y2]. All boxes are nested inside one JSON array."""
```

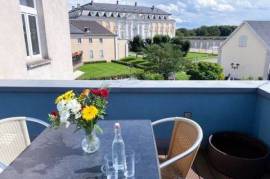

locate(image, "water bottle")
[[112, 122, 126, 171]]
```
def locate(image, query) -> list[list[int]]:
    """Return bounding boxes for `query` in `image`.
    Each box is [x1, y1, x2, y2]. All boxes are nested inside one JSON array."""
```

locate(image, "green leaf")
[[94, 124, 103, 134]]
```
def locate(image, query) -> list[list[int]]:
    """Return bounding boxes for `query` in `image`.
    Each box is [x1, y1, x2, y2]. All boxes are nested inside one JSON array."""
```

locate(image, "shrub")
[[136, 73, 164, 80], [79, 72, 143, 80], [186, 62, 224, 80]]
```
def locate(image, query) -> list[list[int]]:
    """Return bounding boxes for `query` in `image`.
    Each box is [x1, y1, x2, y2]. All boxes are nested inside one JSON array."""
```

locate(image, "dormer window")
[[84, 27, 90, 33]]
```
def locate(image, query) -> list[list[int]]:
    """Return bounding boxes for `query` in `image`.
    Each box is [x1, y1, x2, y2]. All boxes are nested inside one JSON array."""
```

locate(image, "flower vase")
[[81, 129, 100, 153]]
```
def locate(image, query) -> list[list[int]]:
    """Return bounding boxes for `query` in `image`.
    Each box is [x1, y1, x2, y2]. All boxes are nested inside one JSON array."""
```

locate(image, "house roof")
[[220, 21, 270, 50], [70, 20, 115, 36], [246, 21, 270, 48], [70, 2, 170, 15]]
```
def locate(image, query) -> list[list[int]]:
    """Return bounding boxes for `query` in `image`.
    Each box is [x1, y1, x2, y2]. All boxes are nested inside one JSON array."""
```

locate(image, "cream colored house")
[[70, 20, 128, 63], [219, 21, 270, 80], [69, 1, 176, 40], [0, 0, 73, 80]]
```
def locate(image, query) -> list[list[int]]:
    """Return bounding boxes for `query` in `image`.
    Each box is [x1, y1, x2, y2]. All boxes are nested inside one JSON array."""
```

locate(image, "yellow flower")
[[82, 105, 99, 121], [55, 90, 75, 104]]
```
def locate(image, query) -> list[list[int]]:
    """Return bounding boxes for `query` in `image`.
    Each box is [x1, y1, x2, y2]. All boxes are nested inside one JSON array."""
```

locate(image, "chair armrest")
[[0, 161, 7, 173], [26, 117, 50, 128]]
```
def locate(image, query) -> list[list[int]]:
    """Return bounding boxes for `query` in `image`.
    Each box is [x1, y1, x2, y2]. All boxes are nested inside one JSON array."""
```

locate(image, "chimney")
[[116, 0, 119, 5], [90, 0, 94, 5], [135, 2, 137, 6], [151, 5, 155, 10], [77, 3, 80, 8], [72, 6, 75, 10]]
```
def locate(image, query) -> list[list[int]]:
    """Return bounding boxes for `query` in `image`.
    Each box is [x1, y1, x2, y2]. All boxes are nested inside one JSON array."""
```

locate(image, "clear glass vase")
[[81, 129, 100, 153]]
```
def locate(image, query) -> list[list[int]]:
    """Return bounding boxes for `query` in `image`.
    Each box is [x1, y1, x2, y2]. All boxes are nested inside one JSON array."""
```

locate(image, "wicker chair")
[[0, 117, 49, 173], [152, 117, 203, 179]]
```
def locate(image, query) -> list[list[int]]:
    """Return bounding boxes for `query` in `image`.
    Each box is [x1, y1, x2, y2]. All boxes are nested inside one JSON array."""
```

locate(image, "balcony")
[[0, 80, 270, 178]]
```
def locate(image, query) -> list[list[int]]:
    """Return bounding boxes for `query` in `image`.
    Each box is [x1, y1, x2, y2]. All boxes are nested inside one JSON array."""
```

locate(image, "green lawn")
[[78, 62, 143, 80], [185, 52, 218, 63], [77, 52, 216, 80], [123, 52, 218, 67]]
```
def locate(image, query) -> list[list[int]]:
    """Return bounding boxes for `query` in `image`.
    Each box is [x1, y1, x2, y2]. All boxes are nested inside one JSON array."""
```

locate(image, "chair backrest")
[[0, 117, 49, 166], [167, 120, 200, 178]]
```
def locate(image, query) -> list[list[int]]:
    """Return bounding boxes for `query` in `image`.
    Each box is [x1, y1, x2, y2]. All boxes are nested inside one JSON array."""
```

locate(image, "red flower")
[[100, 89, 109, 98], [91, 89, 109, 98], [50, 111, 58, 117]]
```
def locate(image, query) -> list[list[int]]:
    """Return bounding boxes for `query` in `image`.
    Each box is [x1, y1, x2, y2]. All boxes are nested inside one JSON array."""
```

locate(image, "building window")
[[239, 35, 248, 47], [99, 38, 103, 43], [89, 50, 94, 59], [99, 50, 104, 58], [20, 0, 34, 8], [78, 38, 82, 44], [20, 0, 41, 57], [89, 38, 93, 43]]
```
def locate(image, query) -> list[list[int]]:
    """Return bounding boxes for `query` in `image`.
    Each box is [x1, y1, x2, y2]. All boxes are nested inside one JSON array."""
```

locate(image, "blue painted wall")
[[0, 89, 257, 144], [254, 94, 270, 146]]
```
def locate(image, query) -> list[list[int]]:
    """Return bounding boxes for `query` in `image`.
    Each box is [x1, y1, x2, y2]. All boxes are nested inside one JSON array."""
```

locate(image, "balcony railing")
[[0, 80, 269, 147]]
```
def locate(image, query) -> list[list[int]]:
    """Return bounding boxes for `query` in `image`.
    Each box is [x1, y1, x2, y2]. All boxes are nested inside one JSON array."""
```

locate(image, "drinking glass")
[[102, 154, 118, 179], [124, 150, 135, 177]]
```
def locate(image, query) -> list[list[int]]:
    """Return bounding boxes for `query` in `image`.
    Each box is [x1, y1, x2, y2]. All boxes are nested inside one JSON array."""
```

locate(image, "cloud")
[[196, 0, 235, 12], [157, 4, 179, 13]]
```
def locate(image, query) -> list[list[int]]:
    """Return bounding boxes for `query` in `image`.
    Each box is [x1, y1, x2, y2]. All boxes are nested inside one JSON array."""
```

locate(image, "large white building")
[[0, 0, 73, 80], [219, 21, 270, 80], [69, 1, 176, 40]]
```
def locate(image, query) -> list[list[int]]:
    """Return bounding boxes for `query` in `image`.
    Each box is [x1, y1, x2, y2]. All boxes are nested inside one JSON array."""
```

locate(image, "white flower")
[[57, 100, 67, 112], [75, 113, 81, 119], [66, 99, 81, 114], [59, 110, 70, 123], [65, 121, 70, 128]]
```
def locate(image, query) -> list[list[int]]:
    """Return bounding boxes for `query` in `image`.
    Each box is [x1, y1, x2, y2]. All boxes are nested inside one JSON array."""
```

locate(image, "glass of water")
[[124, 150, 135, 177], [102, 154, 118, 179]]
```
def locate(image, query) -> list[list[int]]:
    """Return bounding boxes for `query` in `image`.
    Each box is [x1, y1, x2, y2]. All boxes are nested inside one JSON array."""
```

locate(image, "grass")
[[78, 62, 143, 80], [123, 52, 218, 68], [185, 52, 218, 63], [77, 52, 216, 80], [176, 71, 190, 80]]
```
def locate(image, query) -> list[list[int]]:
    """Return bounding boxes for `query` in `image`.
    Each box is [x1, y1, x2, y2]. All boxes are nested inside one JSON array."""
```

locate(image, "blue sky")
[[69, 0, 270, 29]]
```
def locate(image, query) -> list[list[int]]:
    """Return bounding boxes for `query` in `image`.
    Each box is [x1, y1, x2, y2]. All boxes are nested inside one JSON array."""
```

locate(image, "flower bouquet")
[[48, 88, 109, 153]]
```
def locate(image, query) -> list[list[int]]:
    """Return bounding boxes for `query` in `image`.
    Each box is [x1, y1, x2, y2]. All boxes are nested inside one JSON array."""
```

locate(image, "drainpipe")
[[114, 36, 119, 60]]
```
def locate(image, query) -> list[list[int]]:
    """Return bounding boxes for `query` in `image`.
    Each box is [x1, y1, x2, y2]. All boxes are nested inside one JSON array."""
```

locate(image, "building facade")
[[0, 0, 73, 80], [69, 1, 176, 40], [186, 36, 226, 54], [219, 21, 270, 80], [70, 20, 128, 63]]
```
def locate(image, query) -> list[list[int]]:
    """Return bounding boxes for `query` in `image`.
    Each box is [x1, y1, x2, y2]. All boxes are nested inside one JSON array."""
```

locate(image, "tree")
[[153, 35, 171, 44], [129, 35, 144, 52], [195, 26, 209, 36], [175, 25, 237, 37], [207, 26, 221, 36], [171, 37, 190, 56], [145, 38, 153, 46], [186, 62, 224, 80], [144, 43, 186, 79]]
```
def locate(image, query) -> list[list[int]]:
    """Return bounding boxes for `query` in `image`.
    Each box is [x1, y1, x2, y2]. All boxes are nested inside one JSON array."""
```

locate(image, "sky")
[[69, 0, 270, 29]]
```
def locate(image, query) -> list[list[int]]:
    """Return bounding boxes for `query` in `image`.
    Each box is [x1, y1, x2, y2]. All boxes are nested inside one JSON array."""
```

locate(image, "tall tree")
[[144, 43, 186, 79], [129, 35, 144, 52]]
